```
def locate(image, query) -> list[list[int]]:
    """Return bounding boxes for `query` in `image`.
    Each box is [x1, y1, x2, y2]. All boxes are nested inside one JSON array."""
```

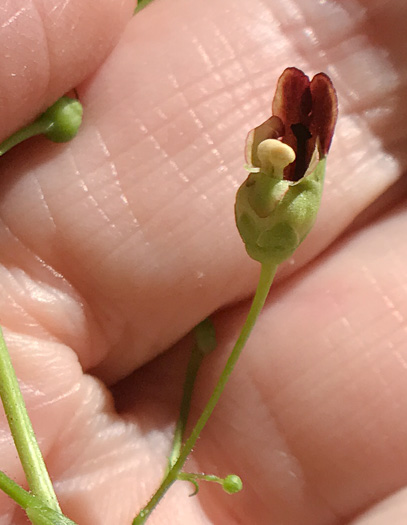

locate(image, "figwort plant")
[[0, 67, 337, 525], [133, 67, 338, 523]]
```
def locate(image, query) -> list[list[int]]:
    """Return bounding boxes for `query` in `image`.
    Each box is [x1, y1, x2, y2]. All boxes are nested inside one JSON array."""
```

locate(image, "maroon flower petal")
[[310, 73, 338, 156], [272, 67, 312, 155]]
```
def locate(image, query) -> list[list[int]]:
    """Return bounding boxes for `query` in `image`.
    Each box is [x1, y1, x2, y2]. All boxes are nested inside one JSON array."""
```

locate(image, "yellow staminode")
[[256, 139, 295, 178]]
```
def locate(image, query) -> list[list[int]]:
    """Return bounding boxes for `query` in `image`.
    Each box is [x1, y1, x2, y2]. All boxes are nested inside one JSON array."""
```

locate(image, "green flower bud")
[[0, 96, 83, 156], [40, 97, 83, 143], [222, 474, 243, 494]]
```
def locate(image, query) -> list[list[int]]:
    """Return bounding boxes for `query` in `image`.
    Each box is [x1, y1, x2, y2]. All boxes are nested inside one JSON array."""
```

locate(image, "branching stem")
[[0, 327, 60, 512], [167, 343, 204, 470], [133, 261, 277, 524]]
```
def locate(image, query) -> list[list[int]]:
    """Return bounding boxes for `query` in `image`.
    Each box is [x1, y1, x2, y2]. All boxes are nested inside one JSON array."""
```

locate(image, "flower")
[[246, 67, 338, 181], [235, 67, 338, 265]]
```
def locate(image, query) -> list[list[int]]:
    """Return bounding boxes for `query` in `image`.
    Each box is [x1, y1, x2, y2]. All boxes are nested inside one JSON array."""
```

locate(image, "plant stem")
[[0, 470, 38, 509], [133, 261, 277, 524], [0, 121, 46, 156], [0, 470, 79, 525], [0, 327, 61, 512], [167, 344, 204, 470], [178, 472, 221, 483]]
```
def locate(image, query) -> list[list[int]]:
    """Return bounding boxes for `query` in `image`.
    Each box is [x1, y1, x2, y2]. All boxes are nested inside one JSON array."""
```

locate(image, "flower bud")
[[222, 474, 243, 494], [0, 96, 83, 156], [41, 97, 83, 143]]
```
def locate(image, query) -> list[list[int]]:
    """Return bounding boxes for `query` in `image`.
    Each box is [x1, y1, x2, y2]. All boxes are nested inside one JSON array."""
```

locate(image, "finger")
[[0, 329, 207, 524], [350, 487, 407, 525], [0, 0, 406, 385], [0, 2, 406, 522], [6, 194, 407, 524], [0, 0, 134, 141]]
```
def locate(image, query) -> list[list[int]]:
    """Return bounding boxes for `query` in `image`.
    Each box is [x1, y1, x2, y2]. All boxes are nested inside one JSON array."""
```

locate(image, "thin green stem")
[[0, 121, 46, 156], [179, 472, 220, 482], [178, 472, 222, 497], [167, 344, 204, 470], [178, 472, 242, 495], [0, 470, 38, 509], [178, 471, 223, 485], [133, 261, 277, 524], [0, 327, 61, 512], [0, 471, 79, 525]]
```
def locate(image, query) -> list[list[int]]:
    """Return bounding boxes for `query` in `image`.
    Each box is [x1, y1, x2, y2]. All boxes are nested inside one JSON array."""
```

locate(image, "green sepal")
[[235, 153, 326, 265]]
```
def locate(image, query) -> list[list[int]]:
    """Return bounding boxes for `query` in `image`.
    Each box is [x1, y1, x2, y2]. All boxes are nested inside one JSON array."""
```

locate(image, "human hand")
[[0, 1, 406, 524]]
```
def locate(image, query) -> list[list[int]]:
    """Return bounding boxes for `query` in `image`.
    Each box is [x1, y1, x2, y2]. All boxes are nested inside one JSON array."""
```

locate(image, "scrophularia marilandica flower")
[[235, 67, 338, 264]]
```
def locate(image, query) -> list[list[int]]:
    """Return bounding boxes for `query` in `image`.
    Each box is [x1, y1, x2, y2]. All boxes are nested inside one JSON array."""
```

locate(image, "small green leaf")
[[194, 318, 216, 355], [134, 0, 156, 14], [235, 153, 326, 265]]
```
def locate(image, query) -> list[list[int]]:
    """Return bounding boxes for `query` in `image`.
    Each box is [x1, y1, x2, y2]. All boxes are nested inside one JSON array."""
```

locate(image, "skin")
[[0, 0, 406, 523]]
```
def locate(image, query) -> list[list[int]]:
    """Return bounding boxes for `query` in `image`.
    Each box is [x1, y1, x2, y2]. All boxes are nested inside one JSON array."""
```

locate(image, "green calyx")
[[235, 147, 326, 265]]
